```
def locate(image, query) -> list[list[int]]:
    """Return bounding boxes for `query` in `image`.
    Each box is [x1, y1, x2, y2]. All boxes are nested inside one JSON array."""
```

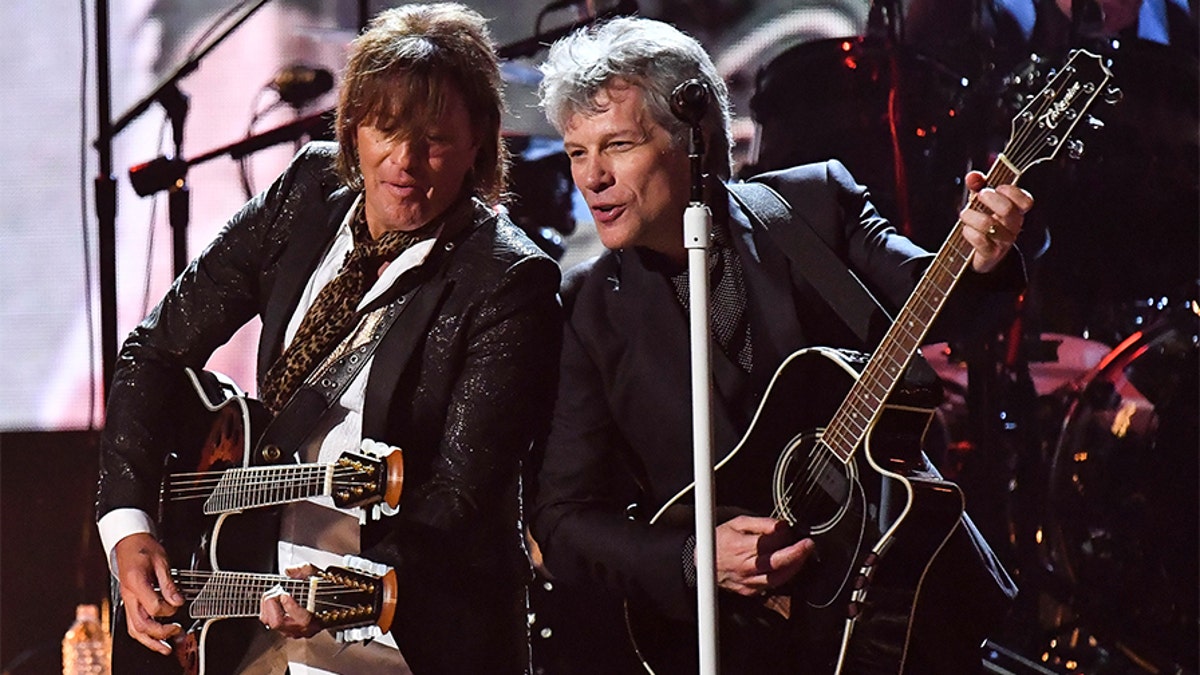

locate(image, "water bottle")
[[62, 604, 110, 675]]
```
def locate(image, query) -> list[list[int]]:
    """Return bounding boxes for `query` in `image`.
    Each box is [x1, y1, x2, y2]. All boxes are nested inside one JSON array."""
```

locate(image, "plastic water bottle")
[[62, 604, 110, 675]]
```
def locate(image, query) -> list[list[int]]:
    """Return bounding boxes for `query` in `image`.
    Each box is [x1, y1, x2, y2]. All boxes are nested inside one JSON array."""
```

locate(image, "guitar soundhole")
[[773, 431, 853, 533]]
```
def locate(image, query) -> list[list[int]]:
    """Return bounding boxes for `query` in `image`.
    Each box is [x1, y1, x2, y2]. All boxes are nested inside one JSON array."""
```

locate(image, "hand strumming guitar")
[[113, 532, 185, 655], [714, 515, 817, 597]]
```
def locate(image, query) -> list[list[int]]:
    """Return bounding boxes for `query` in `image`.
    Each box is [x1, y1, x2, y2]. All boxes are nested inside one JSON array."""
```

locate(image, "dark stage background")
[[1, 431, 109, 675]]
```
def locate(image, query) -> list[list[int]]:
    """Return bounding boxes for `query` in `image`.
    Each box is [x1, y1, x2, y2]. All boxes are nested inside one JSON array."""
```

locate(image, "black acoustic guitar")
[[111, 368, 404, 674], [627, 49, 1116, 674]]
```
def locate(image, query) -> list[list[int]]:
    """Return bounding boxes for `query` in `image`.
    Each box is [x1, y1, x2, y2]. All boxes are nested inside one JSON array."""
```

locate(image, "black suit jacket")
[[531, 160, 1020, 671], [98, 142, 561, 673]]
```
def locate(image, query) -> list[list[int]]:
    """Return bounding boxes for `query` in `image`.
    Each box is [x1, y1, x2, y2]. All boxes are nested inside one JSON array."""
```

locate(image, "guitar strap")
[[726, 180, 891, 347], [258, 284, 422, 457]]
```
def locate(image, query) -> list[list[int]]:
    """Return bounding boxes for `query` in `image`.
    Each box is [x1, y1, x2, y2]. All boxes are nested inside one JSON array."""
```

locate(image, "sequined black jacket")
[[97, 142, 561, 672]]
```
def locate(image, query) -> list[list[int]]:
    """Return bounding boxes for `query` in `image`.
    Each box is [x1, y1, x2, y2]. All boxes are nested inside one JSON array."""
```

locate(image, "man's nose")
[[577, 156, 613, 193], [386, 137, 423, 168]]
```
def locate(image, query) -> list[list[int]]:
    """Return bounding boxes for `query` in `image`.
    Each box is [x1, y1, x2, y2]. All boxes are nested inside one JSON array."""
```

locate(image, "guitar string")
[[170, 576, 378, 617], [171, 571, 376, 597], [163, 466, 381, 500], [786, 182, 1002, 519], [168, 465, 375, 481]]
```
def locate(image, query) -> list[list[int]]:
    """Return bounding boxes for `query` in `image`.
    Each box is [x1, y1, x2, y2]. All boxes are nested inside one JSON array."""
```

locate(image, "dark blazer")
[[98, 142, 561, 673], [531, 160, 1020, 672]]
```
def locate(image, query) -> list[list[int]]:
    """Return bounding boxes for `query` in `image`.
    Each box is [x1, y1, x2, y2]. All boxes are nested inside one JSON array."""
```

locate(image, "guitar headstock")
[[331, 443, 404, 509], [312, 556, 398, 637], [1004, 49, 1119, 174]]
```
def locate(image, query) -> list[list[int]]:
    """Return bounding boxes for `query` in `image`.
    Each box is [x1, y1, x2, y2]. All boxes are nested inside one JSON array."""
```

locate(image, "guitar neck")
[[175, 570, 314, 619], [822, 157, 1023, 460], [203, 463, 334, 514], [170, 562, 396, 634]]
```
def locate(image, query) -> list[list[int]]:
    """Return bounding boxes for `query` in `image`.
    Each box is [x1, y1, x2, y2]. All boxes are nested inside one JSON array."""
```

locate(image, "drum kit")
[[734, 3, 1198, 673]]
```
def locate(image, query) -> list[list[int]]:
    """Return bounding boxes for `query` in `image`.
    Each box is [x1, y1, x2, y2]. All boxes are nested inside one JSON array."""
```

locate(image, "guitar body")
[[627, 348, 965, 675], [112, 369, 279, 675]]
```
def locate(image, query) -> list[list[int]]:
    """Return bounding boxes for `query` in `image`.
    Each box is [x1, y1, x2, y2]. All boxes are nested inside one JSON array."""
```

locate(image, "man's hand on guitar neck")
[[714, 515, 816, 597], [113, 532, 185, 655], [260, 564, 324, 639], [961, 170, 1034, 274]]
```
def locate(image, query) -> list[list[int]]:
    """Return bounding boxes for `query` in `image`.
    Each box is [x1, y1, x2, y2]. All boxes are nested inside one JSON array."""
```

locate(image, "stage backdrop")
[[0, 0, 866, 433]]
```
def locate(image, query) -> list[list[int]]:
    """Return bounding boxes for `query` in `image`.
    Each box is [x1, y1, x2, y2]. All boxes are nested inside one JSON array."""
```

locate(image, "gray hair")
[[538, 17, 733, 179]]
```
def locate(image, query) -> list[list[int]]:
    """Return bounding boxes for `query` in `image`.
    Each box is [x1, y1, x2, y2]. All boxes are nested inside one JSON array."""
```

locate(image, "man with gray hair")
[[530, 16, 1026, 674]]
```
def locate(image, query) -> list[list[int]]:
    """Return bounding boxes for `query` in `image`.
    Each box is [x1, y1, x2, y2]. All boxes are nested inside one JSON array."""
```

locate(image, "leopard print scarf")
[[259, 202, 437, 413]]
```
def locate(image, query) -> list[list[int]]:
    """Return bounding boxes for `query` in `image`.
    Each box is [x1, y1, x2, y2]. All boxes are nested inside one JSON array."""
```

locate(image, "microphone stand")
[[92, 0, 275, 397], [94, 0, 117, 403], [676, 84, 720, 675], [161, 83, 190, 277]]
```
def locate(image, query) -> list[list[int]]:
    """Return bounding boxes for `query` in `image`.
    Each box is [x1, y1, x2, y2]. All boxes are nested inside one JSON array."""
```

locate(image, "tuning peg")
[[1067, 139, 1085, 160], [1103, 86, 1123, 105], [1086, 115, 1105, 131]]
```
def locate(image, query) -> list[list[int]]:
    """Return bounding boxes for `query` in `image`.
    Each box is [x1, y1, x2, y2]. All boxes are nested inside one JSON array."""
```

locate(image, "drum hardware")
[[1022, 296, 1199, 674]]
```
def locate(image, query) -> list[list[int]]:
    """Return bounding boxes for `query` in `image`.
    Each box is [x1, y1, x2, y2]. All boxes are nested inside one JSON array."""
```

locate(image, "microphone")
[[671, 80, 711, 202], [670, 79, 710, 126], [272, 65, 334, 107]]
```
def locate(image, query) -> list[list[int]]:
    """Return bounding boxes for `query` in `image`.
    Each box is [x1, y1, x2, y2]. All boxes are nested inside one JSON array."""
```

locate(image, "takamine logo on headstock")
[[1005, 48, 1120, 172]]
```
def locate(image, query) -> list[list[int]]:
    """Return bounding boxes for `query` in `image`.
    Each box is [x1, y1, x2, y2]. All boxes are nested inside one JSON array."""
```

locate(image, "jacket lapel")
[[360, 203, 492, 440], [614, 248, 749, 470], [727, 194, 807, 379], [257, 188, 356, 379]]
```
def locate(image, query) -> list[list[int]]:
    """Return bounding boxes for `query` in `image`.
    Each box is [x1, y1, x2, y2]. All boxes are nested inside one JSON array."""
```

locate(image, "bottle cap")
[[75, 604, 99, 621]]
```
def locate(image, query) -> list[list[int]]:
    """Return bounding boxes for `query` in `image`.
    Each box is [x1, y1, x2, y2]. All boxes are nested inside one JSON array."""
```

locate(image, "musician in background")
[[96, 4, 560, 673], [529, 16, 1029, 674]]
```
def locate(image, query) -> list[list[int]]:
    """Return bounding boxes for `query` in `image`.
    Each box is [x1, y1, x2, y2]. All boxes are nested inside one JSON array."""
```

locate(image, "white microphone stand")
[[675, 80, 720, 675]]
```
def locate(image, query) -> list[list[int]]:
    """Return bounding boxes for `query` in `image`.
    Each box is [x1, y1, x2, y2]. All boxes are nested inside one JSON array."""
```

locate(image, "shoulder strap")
[[726, 180, 889, 345], [258, 287, 418, 457]]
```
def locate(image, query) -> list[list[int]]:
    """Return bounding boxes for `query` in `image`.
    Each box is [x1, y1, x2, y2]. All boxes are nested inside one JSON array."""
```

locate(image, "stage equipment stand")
[[94, 0, 117, 403], [673, 78, 720, 675], [93, 0, 274, 400]]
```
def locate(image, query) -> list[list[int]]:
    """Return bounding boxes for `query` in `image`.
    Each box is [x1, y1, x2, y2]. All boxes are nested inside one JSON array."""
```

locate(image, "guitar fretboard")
[[204, 464, 334, 513], [821, 158, 1022, 462], [174, 570, 316, 619], [817, 50, 1114, 461]]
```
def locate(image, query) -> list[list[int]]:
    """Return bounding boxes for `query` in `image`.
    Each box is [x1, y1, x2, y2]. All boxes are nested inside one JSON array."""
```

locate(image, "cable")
[[141, 119, 169, 319], [239, 87, 288, 200]]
